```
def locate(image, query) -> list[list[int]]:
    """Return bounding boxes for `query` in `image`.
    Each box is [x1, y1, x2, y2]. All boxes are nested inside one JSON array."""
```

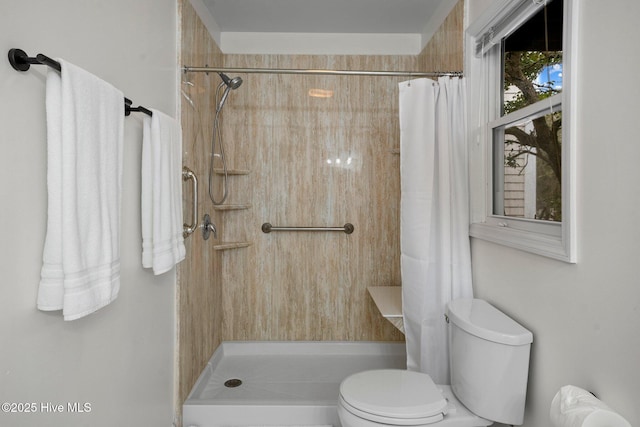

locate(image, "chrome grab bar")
[[261, 223, 354, 234], [182, 166, 198, 238]]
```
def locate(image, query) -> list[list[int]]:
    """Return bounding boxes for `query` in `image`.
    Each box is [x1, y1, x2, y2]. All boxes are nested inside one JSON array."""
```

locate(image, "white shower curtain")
[[399, 77, 473, 384]]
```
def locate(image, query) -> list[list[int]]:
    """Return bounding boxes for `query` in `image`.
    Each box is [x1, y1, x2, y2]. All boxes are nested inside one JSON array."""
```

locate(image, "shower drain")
[[224, 378, 242, 388]]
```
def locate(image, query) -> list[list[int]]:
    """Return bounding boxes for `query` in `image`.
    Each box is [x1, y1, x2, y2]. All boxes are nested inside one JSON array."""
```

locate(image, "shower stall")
[[177, 0, 463, 422]]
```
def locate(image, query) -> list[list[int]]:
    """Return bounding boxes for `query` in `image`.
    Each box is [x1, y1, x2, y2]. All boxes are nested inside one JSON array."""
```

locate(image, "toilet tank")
[[446, 299, 533, 425]]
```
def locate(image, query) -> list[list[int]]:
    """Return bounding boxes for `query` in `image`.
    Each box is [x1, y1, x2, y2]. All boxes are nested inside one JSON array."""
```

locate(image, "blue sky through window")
[[536, 64, 563, 92]]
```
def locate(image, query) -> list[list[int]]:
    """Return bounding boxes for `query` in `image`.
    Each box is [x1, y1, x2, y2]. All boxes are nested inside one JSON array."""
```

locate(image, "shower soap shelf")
[[213, 204, 252, 211], [213, 168, 250, 175], [213, 242, 251, 251], [211, 167, 250, 243], [367, 286, 404, 334]]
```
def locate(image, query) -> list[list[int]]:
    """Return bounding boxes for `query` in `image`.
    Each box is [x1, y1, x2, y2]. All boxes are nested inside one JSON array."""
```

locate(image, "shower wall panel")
[[178, 0, 225, 412], [218, 54, 411, 341], [419, 0, 464, 72]]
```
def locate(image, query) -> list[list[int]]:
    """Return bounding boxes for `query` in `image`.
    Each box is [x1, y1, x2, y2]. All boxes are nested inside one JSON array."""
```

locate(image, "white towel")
[[141, 109, 186, 275], [38, 59, 124, 321]]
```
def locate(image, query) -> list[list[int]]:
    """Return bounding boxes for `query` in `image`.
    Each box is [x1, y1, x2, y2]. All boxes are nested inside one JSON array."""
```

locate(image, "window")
[[467, 0, 577, 262]]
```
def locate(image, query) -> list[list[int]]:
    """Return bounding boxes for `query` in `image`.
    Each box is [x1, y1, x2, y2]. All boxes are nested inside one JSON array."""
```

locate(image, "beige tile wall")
[[177, 0, 225, 413], [177, 0, 463, 409], [218, 54, 411, 341], [419, 0, 464, 72]]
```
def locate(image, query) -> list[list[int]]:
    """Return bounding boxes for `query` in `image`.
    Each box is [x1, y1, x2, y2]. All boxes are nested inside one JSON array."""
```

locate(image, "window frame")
[[490, 93, 563, 233], [467, 0, 578, 263]]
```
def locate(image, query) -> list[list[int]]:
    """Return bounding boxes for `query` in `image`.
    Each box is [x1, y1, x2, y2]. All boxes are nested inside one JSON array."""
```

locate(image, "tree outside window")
[[497, 0, 563, 222]]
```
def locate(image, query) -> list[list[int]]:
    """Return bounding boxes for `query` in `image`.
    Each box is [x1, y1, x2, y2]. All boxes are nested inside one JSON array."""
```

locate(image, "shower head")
[[218, 72, 243, 90], [216, 73, 243, 112]]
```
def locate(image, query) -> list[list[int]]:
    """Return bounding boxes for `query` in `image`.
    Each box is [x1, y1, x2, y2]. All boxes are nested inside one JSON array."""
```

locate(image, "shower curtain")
[[399, 77, 473, 384]]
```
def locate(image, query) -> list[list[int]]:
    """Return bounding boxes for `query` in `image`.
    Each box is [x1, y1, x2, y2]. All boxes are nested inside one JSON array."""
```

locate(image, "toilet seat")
[[339, 395, 445, 426], [339, 370, 448, 425]]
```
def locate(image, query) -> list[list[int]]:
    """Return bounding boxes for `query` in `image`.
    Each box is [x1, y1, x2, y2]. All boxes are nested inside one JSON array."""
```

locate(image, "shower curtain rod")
[[182, 66, 462, 78]]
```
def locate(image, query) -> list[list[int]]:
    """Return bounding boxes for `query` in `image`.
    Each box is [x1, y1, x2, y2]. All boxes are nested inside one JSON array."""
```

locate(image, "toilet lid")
[[339, 370, 448, 421]]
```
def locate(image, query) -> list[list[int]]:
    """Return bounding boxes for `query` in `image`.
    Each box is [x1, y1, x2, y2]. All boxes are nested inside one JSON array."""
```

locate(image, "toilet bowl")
[[337, 299, 533, 427]]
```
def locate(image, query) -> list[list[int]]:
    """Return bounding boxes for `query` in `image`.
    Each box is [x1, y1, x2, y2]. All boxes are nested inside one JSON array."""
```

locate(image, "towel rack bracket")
[[8, 48, 31, 72]]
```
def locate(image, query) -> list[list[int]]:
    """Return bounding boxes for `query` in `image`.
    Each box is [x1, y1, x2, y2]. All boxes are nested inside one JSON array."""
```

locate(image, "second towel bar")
[[261, 223, 354, 234]]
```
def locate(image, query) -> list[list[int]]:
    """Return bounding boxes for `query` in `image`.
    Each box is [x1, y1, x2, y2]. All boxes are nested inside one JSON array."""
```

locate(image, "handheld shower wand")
[[209, 72, 243, 205]]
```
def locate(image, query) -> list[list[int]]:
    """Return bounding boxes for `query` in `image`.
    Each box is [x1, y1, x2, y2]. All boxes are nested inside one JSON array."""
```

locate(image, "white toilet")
[[338, 298, 533, 427]]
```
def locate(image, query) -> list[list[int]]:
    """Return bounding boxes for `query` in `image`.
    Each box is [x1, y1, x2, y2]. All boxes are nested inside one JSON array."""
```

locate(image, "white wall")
[[468, 1, 640, 426], [0, 1, 178, 426]]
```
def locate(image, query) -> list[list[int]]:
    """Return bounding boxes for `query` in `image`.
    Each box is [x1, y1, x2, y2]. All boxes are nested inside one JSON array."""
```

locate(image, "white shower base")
[[183, 341, 406, 427]]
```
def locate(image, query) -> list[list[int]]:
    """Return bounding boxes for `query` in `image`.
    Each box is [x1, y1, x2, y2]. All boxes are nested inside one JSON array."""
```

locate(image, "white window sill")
[[470, 222, 574, 263]]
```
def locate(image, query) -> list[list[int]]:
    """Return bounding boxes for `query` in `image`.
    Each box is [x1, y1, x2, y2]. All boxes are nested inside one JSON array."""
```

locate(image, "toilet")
[[338, 298, 533, 427]]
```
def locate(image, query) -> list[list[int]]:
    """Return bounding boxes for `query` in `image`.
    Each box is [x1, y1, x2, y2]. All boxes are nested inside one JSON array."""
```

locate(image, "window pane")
[[493, 110, 562, 222], [502, 0, 563, 115]]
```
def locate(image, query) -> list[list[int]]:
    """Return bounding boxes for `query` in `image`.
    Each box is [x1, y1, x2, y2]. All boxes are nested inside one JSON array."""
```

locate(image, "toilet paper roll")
[[550, 385, 631, 427]]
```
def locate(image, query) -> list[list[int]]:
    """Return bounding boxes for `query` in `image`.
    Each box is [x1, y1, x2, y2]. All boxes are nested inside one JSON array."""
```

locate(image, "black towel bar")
[[8, 48, 152, 117]]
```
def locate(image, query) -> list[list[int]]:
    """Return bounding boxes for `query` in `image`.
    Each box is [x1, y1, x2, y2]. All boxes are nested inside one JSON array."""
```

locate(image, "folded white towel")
[[141, 109, 186, 275], [38, 59, 124, 321]]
